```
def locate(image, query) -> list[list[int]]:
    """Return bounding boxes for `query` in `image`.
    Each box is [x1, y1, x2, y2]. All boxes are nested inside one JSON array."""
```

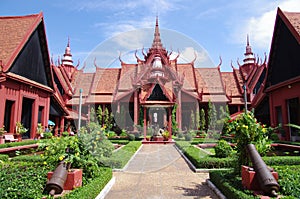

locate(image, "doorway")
[[21, 97, 34, 139]]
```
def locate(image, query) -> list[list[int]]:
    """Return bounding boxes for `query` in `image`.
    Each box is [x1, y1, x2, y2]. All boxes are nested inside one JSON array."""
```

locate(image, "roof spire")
[[62, 37, 73, 66], [151, 16, 163, 49], [243, 34, 255, 65]]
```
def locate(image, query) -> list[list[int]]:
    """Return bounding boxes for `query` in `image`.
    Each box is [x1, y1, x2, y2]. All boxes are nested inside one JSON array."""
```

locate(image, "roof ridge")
[[0, 13, 40, 19]]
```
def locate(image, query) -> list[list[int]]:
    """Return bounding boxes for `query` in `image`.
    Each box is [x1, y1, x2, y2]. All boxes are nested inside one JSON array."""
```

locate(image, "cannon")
[[246, 144, 280, 196], [44, 161, 69, 196]]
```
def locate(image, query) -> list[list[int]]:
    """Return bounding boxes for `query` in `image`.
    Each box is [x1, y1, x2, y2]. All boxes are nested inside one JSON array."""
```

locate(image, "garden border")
[[112, 143, 143, 172], [174, 144, 222, 173], [95, 176, 116, 199], [206, 179, 227, 199]]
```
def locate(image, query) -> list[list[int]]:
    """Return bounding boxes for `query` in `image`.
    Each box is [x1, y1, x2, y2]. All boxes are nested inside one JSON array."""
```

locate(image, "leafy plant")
[[15, 122, 28, 134], [214, 140, 233, 158], [232, 111, 272, 172]]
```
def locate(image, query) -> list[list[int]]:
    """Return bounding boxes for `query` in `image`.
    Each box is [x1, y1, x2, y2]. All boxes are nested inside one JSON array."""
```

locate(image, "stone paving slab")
[[105, 144, 218, 199]]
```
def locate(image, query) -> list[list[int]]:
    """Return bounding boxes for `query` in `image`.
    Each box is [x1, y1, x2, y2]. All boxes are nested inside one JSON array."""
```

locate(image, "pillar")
[[143, 106, 147, 141], [134, 90, 138, 131], [60, 116, 65, 136], [177, 90, 182, 131], [168, 107, 172, 140]]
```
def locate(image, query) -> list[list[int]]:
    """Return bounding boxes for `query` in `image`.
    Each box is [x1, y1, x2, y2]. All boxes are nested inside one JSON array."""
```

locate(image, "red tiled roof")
[[72, 72, 95, 96], [91, 68, 120, 94], [118, 64, 136, 90], [86, 94, 113, 103], [195, 68, 225, 94], [0, 13, 43, 71], [221, 72, 242, 97], [177, 64, 196, 90], [282, 10, 300, 42]]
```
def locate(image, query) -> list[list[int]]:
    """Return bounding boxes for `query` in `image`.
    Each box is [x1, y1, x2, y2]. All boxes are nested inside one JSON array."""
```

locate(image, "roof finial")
[[243, 34, 255, 65], [67, 36, 70, 47], [151, 16, 163, 49], [247, 34, 249, 46]]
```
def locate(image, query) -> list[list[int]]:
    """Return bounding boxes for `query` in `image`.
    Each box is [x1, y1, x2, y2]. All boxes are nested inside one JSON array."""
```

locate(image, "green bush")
[[109, 139, 130, 145], [209, 170, 258, 199], [128, 134, 135, 141], [11, 154, 44, 162], [214, 140, 233, 158], [0, 154, 9, 161], [263, 156, 300, 166], [63, 167, 112, 199], [0, 140, 38, 149], [272, 165, 300, 198], [0, 161, 54, 199], [184, 133, 192, 141]]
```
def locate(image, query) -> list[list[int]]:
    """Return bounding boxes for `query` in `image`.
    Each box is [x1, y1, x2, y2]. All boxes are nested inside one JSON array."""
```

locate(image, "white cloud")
[[231, 0, 300, 51]]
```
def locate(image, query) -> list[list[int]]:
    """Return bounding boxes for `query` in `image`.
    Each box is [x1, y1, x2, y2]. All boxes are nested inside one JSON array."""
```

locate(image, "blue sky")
[[1, 0, 300, 72]]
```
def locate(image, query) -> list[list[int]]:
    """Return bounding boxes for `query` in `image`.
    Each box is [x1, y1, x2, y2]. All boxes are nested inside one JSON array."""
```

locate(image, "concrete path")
[[105, 144, 218, 199]]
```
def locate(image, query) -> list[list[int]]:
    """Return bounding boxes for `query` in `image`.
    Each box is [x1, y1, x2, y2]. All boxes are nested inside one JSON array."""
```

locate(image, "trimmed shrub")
[[0, 161, 54, 198], [11, 154, 44, 162], [209, 170, 258, 199], [273, 165, 300, 198], [0, 139, 38, 149], [184, 133, 192, 141], [263, 156, 300, 166], [63, 167, 112, 199], [214, 140, 233, 158], [0, 154, 9, 161], [128, 134, 135, 141]]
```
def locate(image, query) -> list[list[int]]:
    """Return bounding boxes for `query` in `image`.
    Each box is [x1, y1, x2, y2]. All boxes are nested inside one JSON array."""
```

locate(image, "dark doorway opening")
[[21, 98, 34, 139], [4, 100, 14, 133]]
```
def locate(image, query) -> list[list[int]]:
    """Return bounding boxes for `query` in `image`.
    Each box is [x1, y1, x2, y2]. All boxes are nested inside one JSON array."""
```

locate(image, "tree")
[[97, 105, 103, 126], [90, 107, 96, 122], [196, 109, 200, 130], [104, 107, 110, 129], [172, 104, 178, 133], [208, 101, 217, 131], [190, 110, 195, 130], [200, 108, 206, 131]]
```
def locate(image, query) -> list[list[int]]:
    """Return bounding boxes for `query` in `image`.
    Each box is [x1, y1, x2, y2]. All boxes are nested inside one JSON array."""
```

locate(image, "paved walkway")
[[105, 144, 219, 199]]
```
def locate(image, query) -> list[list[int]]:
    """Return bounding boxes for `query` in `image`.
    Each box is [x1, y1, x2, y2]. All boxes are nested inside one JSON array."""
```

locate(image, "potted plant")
[[162, 130, 170, 141], [36, 123, 44, 139], [0, 126, 6, 144], [15, 122, 28, 141]]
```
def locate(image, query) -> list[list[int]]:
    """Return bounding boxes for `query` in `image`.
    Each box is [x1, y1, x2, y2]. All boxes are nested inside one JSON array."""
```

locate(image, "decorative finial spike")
[[247, 34, 249, 46]]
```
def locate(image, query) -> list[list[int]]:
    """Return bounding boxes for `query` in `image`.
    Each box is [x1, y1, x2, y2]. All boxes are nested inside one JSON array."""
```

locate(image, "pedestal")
[[47, 169, 82, 190]]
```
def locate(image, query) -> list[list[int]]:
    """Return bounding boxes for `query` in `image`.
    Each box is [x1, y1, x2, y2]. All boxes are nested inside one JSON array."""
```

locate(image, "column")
[[177, 90, 182, 131], [168, 107, 172, 140], [143, 106, 147, 141], [134, 90, 138, 131], [60, 116, 65, 136]]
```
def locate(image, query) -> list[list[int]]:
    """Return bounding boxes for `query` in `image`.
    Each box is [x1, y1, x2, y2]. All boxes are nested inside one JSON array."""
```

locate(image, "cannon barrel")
[[246, 144, 279, 196], [45, 161, 68, 196]]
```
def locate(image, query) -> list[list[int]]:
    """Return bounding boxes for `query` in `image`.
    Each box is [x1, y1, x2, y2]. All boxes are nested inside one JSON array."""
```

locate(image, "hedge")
[[176, 141, 234, 168], [263, 156, 300, 166], [0, 154, 9, 161], [0, 139, 38, 149], [209, 170, 258, 199], [273, 165, 300, 198], [99, 141, 141, 169], [0, 161, 53, 199], [11, 154, 44, 162], [176, 141, 300, 169], [63, 167, 112, 199], [109, 140, 130, 145]]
